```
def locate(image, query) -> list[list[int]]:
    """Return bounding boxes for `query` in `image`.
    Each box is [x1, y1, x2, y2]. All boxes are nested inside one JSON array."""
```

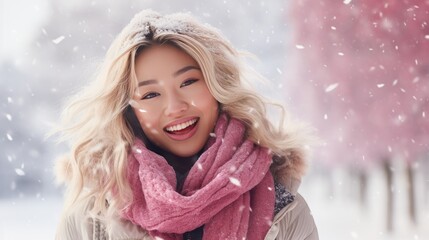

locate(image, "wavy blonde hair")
[[55, 9, 310, 236]]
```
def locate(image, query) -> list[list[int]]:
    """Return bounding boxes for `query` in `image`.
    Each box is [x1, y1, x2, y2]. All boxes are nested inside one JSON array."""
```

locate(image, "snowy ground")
[[0, 196, 62, 240], [304, 188, 429, 240], [302, 165, 429, 240], [1, 167, 428, 240]]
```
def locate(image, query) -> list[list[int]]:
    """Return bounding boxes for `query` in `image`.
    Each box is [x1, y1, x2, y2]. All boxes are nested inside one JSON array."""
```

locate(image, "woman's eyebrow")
[[138, 79, 157, 87], [173, 66, 200, 77]]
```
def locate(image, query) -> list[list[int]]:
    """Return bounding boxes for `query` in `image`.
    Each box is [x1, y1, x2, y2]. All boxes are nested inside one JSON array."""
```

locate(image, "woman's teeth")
[[165, 119, 197, 132]]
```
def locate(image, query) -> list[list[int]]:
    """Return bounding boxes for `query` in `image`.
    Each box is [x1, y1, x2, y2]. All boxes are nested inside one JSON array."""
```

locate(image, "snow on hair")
[[54, 9, 311, 237]]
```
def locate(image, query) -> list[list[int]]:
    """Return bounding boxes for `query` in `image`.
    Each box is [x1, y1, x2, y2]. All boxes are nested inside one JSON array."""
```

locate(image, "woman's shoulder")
[[56, 197, 95, 240], [106, 216, 150, 240], [267, 192, 319, 240], [268, 149, 318, 240], [56, 197, 150, 240]]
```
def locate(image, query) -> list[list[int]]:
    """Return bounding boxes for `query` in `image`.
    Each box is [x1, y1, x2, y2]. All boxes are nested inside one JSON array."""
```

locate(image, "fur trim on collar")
[[270, 148, 308, 195]]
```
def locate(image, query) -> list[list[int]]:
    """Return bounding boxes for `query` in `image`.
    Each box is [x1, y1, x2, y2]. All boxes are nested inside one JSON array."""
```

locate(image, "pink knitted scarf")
[[123, 114, 275, 239]]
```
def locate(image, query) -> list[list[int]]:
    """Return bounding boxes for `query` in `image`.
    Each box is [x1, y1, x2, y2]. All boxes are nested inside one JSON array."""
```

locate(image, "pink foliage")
[[287, 0, 429, 167]]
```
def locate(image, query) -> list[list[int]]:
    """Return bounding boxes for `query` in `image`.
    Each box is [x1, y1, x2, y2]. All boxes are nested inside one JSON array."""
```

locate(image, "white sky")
[[0, 0, 49, 61]]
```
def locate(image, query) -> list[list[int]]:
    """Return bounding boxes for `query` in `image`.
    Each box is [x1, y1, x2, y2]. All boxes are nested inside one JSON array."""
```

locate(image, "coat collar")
[[270, 148, 307, 195]]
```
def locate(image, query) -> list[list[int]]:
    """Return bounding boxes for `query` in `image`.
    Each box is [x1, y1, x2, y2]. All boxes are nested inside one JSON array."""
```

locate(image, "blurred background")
[[0, 0, 428, 239]]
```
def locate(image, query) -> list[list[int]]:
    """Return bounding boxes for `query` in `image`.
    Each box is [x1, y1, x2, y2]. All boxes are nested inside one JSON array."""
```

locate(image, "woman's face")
[[131, 44, 219, 157]]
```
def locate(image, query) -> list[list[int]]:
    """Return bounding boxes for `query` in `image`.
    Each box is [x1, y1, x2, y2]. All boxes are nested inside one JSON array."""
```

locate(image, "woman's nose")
[[164, 92, 188, 117]]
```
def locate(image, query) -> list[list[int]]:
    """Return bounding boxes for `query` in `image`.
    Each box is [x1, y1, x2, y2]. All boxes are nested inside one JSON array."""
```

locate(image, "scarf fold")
[[123, 114, 275, 240]]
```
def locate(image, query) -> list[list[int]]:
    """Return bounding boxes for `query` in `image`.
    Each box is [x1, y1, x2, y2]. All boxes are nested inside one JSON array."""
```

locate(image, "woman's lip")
[[164, 116, 199, 129], [164, 119, 198, 141]]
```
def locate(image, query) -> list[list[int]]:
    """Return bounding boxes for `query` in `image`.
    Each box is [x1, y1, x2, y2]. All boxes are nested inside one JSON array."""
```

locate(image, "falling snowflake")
[[325, 83, 339, 92], [6, 133, 13, 141], [343, 0, 352, 4], [209, 133, 216, 137], [5, 114, 12, 121], [377, 83, 385, 88], [15, 169, 25, 176], [295, 44, 305, 49], [52, 36, 65, 44], [229, 177, 241, 187], [197, 163, 203, 171]]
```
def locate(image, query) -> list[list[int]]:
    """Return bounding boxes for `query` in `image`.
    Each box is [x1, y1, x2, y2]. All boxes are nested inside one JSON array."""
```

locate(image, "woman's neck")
[[147, 142, 200, 174], [161, 152, 200, 193], [162, 152, 199, 174]]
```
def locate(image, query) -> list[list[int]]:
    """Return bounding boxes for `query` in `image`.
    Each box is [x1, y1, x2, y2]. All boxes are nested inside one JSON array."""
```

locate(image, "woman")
[[55, 9, 318, 240]]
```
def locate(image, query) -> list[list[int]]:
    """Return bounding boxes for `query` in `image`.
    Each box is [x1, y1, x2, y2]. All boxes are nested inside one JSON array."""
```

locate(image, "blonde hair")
[[54, 9, 310, 236]]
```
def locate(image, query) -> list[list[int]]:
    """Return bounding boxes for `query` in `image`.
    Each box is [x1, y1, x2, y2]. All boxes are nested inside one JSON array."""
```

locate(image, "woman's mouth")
[[164, 118, 199, 140]]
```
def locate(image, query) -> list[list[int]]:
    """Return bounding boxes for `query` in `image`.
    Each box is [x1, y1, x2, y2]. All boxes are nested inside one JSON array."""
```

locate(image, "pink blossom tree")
[[287, 0, 429, 230]]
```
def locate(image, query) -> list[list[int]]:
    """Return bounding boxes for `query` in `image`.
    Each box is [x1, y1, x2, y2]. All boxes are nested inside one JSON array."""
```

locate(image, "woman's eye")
[[141, 92, 159, 100], [180, 79, 198, 87]]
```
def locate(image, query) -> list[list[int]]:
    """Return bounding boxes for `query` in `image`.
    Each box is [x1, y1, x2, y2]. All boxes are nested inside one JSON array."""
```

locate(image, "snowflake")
[[229, 177, 241, 187]]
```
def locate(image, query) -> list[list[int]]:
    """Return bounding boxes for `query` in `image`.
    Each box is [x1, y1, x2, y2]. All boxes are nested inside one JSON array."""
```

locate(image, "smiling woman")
[[54, 9, 318, 240]]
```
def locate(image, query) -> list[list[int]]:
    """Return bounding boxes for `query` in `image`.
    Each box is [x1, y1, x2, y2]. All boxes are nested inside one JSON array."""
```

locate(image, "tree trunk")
[[383, 160, 394, 232], [359, 170, 368, 208], [406, 162, 417, 224], [424, 155, 429, 208]]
